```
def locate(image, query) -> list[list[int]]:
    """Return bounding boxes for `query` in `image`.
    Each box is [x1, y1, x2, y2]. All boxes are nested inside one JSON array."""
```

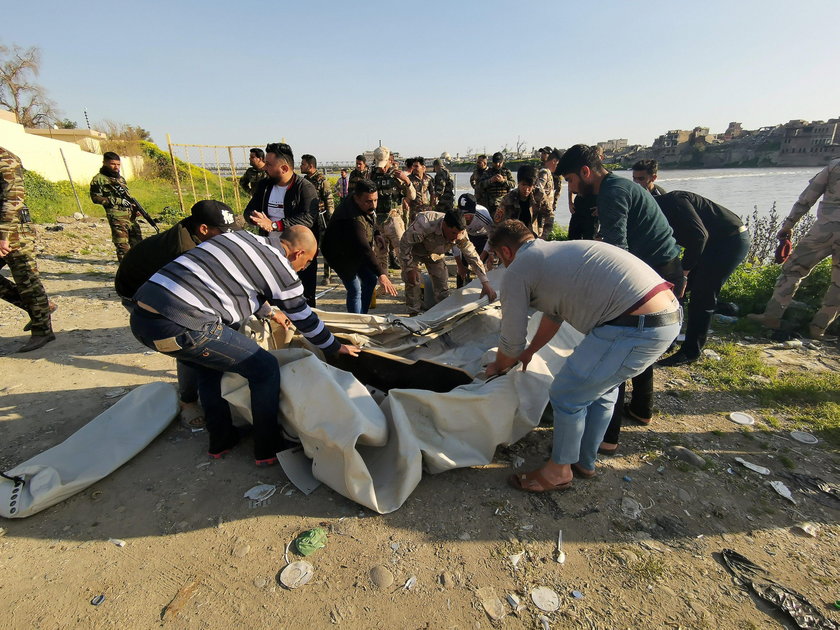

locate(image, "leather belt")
[[601, 309, 681, 329]]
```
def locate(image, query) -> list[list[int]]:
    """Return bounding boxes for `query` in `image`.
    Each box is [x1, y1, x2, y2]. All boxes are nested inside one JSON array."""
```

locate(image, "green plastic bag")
[[295, 527, 327, 556]]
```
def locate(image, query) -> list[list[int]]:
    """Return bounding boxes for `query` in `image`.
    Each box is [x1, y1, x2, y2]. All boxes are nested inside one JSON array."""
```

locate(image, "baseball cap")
[[458, 193, 477, 213], [190, 200, 239, 231], [548, 148, 563, 161], [539, 146, 552, 154], [373, 146, 390, 168], [491, 152, 504, 163]]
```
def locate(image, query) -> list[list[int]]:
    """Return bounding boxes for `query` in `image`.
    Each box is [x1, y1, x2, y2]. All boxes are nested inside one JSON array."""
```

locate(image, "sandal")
[[508, 469, 572, 493], [624, 404, 652, 426], [598, 443, 619, 456], [571, 463, 596, 479], [179, 403, 206, 430]]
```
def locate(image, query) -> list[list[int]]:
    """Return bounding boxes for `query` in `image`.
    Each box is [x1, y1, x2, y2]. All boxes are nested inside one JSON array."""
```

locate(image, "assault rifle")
[[112, 183, 160, 234]]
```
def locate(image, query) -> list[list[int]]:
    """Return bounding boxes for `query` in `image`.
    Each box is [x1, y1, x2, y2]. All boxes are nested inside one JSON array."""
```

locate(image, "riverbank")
[[1, 218, 838, 629]]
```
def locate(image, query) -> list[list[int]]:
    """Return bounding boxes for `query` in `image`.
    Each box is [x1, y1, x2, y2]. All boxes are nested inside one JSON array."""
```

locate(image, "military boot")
[[18, 332, 56, 353], [747, 312, 782, 329]]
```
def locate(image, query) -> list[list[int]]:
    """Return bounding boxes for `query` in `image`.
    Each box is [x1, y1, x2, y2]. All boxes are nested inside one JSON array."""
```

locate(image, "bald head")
[[279, 225, 318, 272]]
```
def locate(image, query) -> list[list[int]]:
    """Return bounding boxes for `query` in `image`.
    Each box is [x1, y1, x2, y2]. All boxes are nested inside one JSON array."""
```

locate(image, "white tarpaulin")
[[223, 269, 583, 513], [0, 382, 178, 519]]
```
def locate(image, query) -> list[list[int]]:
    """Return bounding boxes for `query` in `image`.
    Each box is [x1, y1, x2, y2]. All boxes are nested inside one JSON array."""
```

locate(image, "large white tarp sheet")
[[223, 270, 583, 513]]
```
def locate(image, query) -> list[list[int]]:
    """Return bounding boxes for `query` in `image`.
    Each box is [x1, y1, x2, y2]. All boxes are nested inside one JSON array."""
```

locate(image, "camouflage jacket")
[[470, 166, 488, 190], [304, 171, 335, 228], [434, 168, 455, 210], [477, 166, 514, 201], [399, 211, 488, 283], [369, 167, 415, 215], [785, 158, 840, 228], [348, 167, 370, 194], [0, 146, 26, 241], [90, 168, 131, 212], [497, 188, 553, 237], [407, 172, 434, 216], [239, 166, 267, 197], [537, 167, 555, 208]]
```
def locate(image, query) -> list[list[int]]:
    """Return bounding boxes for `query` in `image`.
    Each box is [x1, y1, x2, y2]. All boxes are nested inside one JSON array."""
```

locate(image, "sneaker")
[[17, 333, 56, 353], [255, 457, 278, 467]]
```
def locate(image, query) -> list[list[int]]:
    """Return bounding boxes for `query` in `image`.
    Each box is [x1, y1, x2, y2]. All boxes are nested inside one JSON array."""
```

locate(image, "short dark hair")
[[477, 154, 487, 161], [353, 179, 377, 195], [442, 209, 466, 231], [355, 154, 366, 163], [301, 154, 317, 168], [405, 157, 416, 168], [489, 219, 535, 251], [250, 148, 265, 159], [632, 159, 658, 176], [517, 165, 537, 186], [340, 168, 347, 174], [103, 151, 120, 162], [491, 152, 504, 163], [266, 142, 294, 167], [415, 156, 425, 166], [556, 144, 603, 176]]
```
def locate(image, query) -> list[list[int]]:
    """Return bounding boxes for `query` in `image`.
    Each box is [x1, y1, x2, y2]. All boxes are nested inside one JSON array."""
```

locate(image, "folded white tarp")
[[0, 382, 178, 519]]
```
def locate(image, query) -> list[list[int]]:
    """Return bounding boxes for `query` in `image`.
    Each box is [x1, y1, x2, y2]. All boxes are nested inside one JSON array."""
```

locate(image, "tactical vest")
[[371, 168, 400, 214], [484, 167, 511, 199]]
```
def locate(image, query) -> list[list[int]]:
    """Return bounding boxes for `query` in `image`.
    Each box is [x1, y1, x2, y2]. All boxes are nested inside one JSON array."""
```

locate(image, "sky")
[[4, 0, 840, 163]]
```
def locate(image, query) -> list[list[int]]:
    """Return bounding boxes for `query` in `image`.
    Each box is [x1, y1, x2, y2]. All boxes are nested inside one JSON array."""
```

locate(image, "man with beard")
[[407, 157, 435, 222], [369, 146, 416, 271], [239, 148, 268, 197], [557, 144, 683, 455], [90, 152, 143, 261], [348, 154, 369, 194], [432, 158, 455, 211], [496, 165, 552, 238], [471, 154, 490, 207], [477, 152, 515, 214], [321, 179, 398, 313], [300, 154, 335, 284], [244, 142, 320, 306]]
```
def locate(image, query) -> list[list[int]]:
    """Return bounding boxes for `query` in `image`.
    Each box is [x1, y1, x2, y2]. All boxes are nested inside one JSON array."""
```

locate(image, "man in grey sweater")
[[485, 220, 681, 492]]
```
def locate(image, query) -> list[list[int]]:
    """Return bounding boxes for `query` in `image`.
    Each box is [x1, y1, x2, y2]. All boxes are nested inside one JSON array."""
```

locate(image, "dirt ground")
[[1, 218, 838, 630]]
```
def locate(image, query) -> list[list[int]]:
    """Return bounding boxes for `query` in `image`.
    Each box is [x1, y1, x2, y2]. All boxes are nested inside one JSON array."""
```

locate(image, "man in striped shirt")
[[130, 225, 360, 466]]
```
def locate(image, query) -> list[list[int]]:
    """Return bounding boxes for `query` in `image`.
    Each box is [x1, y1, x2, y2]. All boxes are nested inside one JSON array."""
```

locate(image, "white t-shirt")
[[267, 184, 288, 221]]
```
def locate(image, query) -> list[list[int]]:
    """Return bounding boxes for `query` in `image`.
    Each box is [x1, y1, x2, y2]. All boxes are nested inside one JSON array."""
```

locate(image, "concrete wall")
[[0, 116, 140, 182]]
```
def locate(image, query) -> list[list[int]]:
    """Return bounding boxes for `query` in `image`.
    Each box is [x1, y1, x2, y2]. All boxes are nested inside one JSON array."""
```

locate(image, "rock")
[[476, 587, 506, 621], [253, 577, 267, 588], [369, 565, 393, 589], [701, 349, 721, 361], [73, 212, 85, 220], [232, 542, 250, 558], [618, 550, 639, 565], [668, 446, 706, 468], [677, 488, 692, 502], [458, 532, 471, 541], [621, 497, 642, 520], [440, 572, 457, 588]]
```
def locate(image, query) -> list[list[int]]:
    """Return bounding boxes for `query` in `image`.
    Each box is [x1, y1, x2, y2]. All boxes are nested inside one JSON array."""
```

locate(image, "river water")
[[451, 166, 820, 226]]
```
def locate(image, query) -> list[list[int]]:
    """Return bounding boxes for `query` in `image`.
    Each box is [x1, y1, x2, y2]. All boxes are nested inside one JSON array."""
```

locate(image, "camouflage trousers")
[[763, 224, 840, 334], [374, 210, 405, 272], [402, 254, 450, 314], [0, 225, 52, 335], [106, 208, 143, 262]]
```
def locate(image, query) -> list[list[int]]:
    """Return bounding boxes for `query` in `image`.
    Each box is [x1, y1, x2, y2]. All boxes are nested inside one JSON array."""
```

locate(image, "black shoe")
[[17, 333, 56, 353], [657, 351, 697, 367]]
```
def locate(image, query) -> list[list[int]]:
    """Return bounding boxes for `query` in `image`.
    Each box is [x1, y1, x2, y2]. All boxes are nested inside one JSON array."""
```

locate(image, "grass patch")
[[628, 556, 667, 582], [778, 455, 795, 470], [694, 342, 776, 388]]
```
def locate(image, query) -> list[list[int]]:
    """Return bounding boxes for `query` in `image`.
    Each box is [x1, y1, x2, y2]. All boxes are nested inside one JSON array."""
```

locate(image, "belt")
[[601, 309, 681, 328]]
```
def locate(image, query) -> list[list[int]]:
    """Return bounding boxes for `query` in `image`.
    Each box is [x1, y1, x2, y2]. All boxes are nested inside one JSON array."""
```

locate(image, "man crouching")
[[485, 220, 680, 491], [130, 225, 359, 466]]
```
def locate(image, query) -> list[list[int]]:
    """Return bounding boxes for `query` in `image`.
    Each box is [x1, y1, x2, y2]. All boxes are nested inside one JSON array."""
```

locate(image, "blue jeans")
[[340, 265, 378, 314], [130, 308, 281, 460], [550, 316, 681, 470]]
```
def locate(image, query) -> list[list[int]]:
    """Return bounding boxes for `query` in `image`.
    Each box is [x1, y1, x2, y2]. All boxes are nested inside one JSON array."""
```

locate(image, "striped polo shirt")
[[134, 230, 340, 354]]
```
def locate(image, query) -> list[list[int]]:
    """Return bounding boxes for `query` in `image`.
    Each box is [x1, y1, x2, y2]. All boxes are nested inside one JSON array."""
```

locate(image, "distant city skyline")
[[4, 0, 839, 162]]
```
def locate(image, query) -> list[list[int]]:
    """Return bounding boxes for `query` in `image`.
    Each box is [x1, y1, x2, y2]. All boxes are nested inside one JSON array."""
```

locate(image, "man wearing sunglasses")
[[244, 142, 321, 306]]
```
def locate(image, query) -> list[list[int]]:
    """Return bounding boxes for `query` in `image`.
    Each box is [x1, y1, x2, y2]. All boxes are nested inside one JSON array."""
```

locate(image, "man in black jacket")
[[321, 179, 397, 313], [116, 200, 240, 429], [654, 191, 750, 366], [244, 142, 320, 306]]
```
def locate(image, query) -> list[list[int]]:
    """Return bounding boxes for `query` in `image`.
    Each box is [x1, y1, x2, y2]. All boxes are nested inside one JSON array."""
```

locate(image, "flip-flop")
[[179, 404, 206, 430], [598, 444, 619, 456], [571, 463, 596, 479], [508, 469, 572, 493], [624, 404, 652, 426]]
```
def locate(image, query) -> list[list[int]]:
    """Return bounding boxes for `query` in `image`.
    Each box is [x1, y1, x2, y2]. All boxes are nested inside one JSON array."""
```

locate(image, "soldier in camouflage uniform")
[[348, 154, 370, 195], [369, 146, 416, 271], [90, 152, 143, 262], [407, 157, 434, 222], [300, 154, 336, 283], [432, 158, 455, 212], [239, 148, 268, 197], [476, 152, 515, 214], [0, 146, 56, 352], [399, 209, 496, 315], [748, 158, 840, 339], [539, 146, 562, 213], [470, 154, 490, 207], [495, 165, 553, 238]]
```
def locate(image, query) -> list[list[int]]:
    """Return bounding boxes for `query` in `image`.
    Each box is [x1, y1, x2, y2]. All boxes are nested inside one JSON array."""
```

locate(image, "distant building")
[[777, 118, 840, 166], [596, 138, 628, 154]]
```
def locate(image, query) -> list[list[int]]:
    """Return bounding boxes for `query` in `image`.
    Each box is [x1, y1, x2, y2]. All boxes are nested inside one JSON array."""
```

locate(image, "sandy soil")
[[0, 218, 838, 630]]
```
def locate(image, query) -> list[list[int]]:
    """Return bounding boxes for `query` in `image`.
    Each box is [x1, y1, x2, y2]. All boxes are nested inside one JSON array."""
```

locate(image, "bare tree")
[[0, 43, 60, 128]]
